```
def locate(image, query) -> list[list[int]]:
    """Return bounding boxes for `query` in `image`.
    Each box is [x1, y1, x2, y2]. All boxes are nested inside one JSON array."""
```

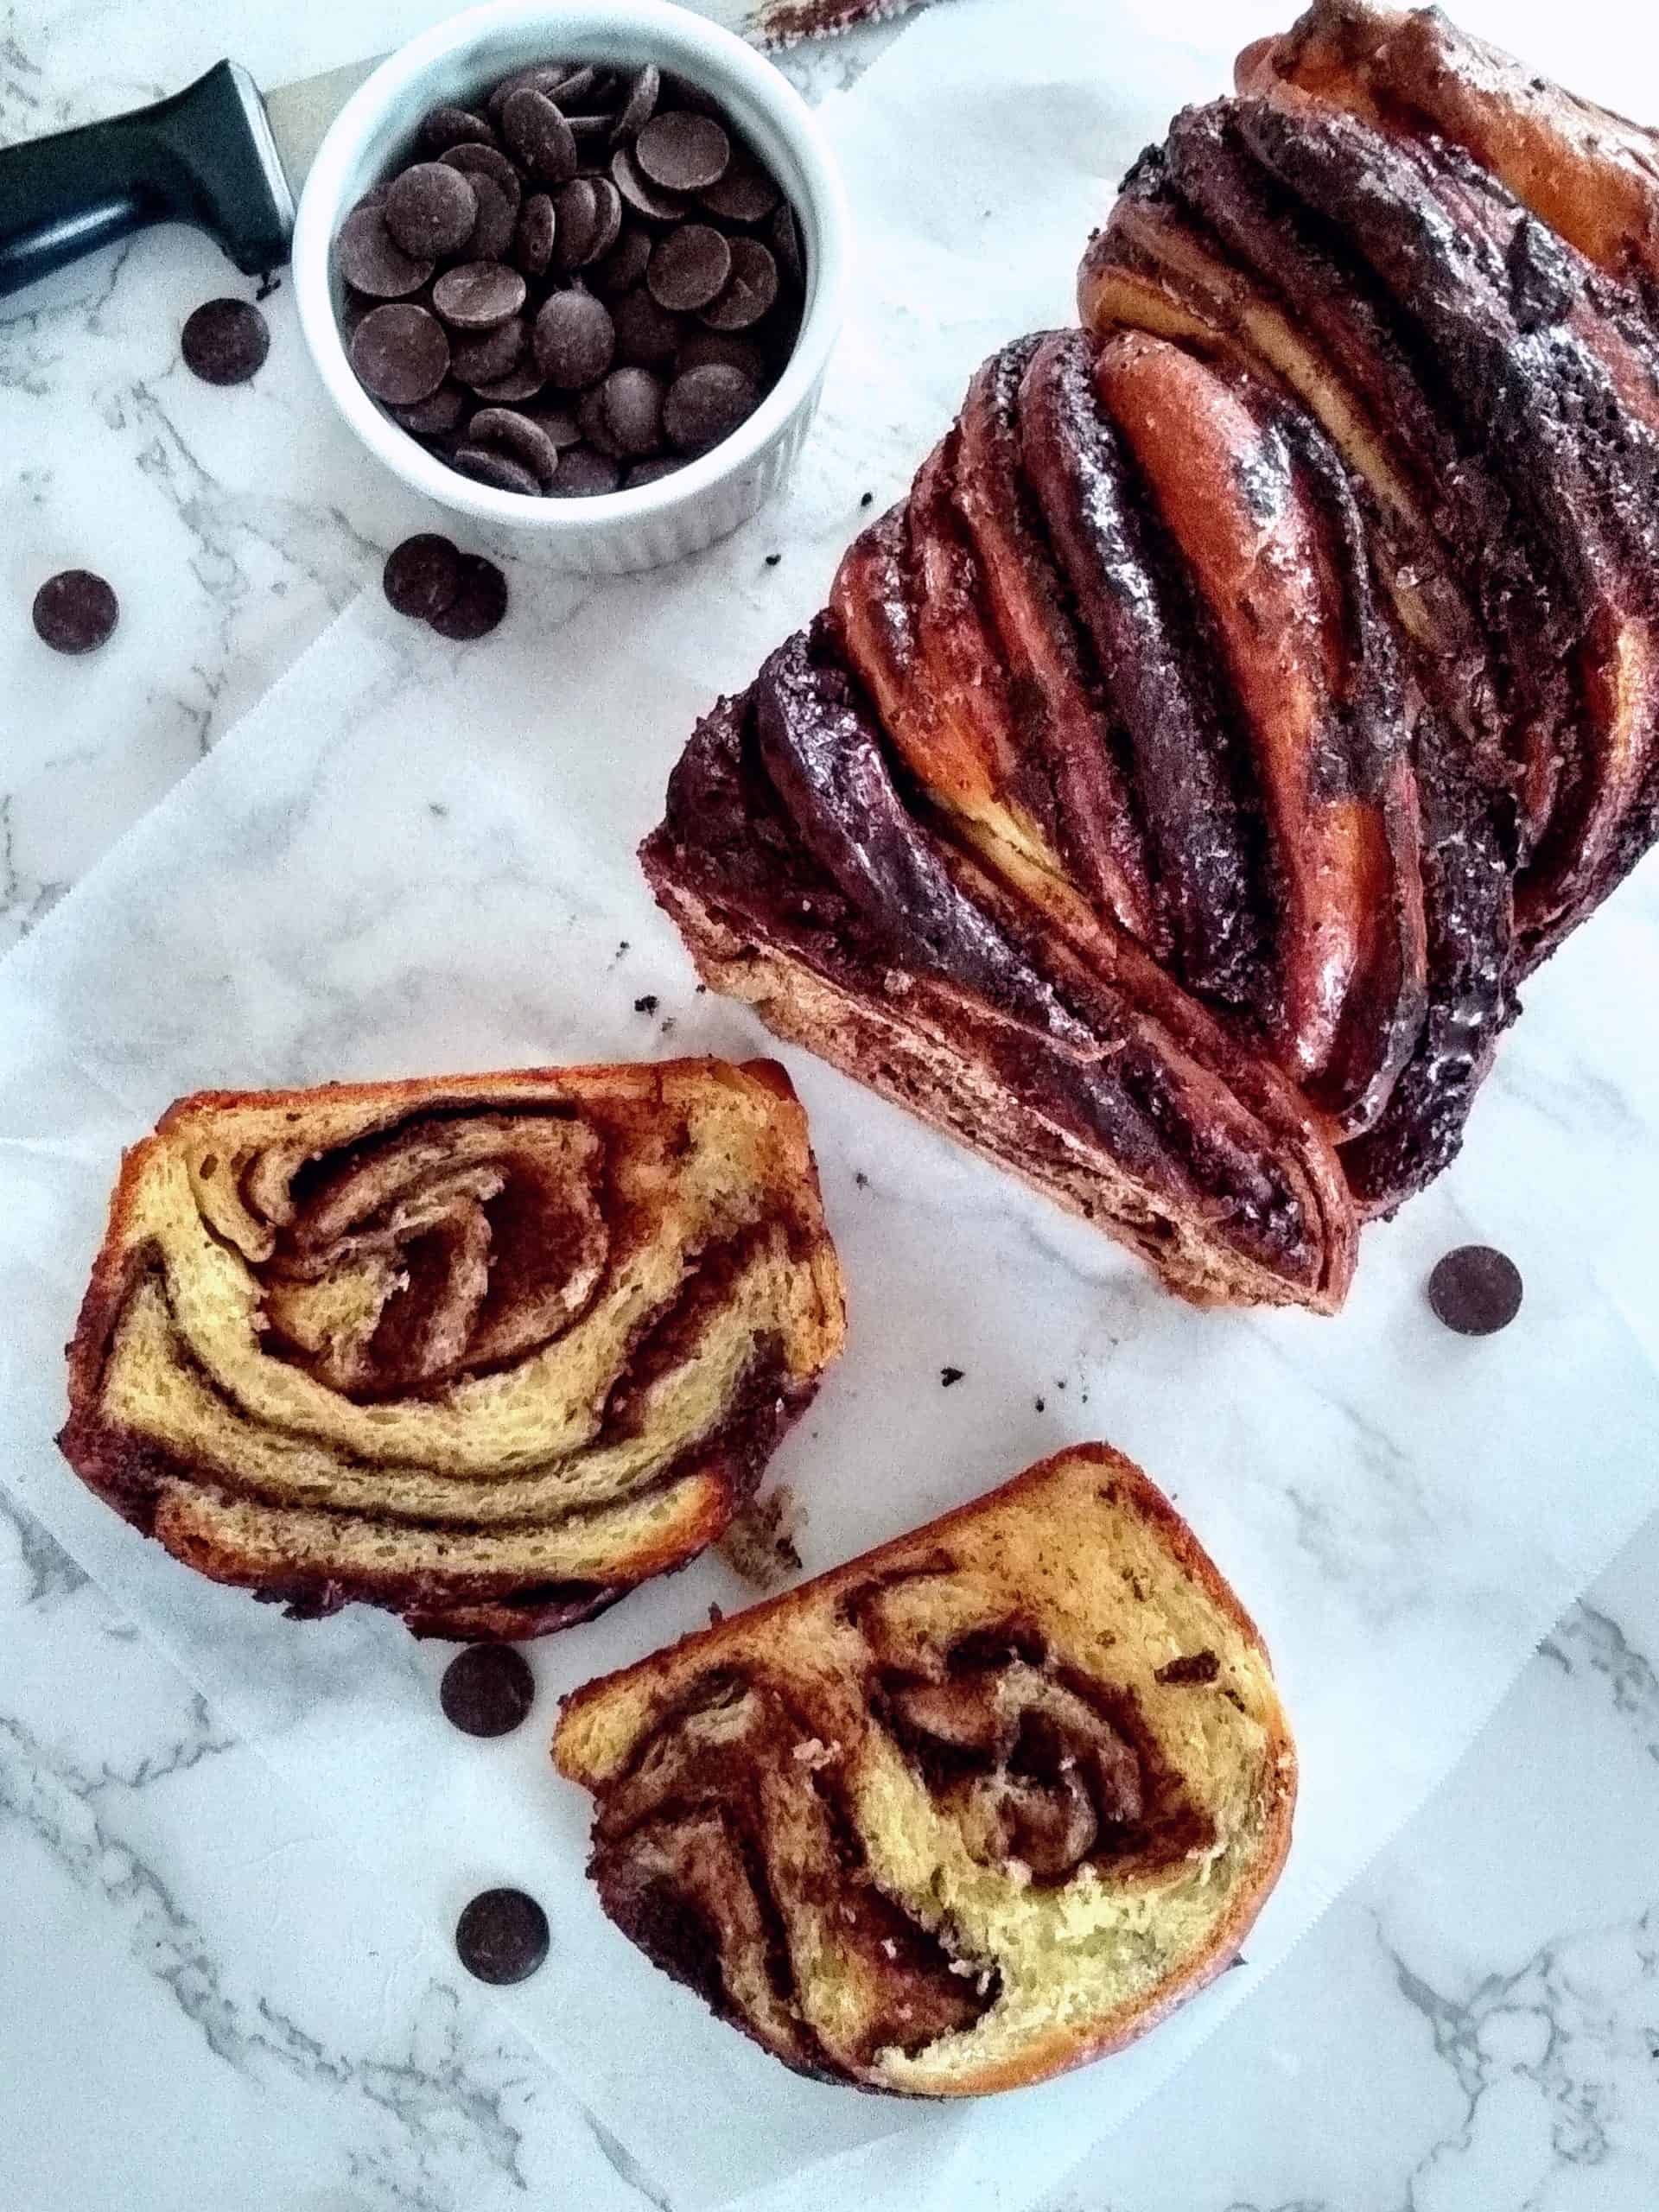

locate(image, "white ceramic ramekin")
[[293, 0, 850, 573]]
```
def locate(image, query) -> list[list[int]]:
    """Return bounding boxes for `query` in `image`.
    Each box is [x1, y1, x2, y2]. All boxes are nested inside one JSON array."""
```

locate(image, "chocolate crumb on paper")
[[717, 1484, 803, 1589], [633, 993, 659, 1014], [940, 1365, 963, 1388]]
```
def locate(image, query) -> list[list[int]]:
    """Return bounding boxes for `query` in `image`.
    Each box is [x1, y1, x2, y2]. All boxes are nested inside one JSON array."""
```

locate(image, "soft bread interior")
[[555, 1446, 1295, 2095]]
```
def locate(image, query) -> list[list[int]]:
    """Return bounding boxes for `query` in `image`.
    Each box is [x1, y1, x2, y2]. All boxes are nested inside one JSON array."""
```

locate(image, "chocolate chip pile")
[[334, 60, 806, 498]]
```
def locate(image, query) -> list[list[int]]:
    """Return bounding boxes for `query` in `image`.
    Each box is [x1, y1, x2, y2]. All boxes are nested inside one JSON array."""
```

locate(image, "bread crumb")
[[880, 1937, 898, 1959], [791, 1736, 840, 1770], [717, 1485, 803, 1590], [1003, 1859, 1032, 1888]]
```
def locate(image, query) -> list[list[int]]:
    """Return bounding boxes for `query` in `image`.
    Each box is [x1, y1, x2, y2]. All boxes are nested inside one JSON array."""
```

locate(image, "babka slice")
[[59, 1062, 846, 1638], [554, 1444, 1296, 2095]]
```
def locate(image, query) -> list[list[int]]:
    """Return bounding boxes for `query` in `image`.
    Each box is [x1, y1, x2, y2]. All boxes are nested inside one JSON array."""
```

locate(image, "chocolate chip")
[[663, 360, 759, 453], [940, 1365, 964, 1387], [454, 443, 542, 494], [450, 315, 528, 385], [550, 177, 601, 272], [336, 201, 433, 297], [420, 105, 497, 154], [429, 553, 509, 638], [391, 381, 467, 434], [624, 454, 683, 487], [553, 442, 621, 496], [1427, 1245, 1523, 1336], [385, 162, 479, 258], [350, 302, 450, 404], [501, 87, 578, 184], [31, 569, 118, 653], [513, 191, 557, 276], [698, 153, 779, 226], [589, 223, 652, 296], [636, 110, 730, 194], [455, 1887, 549, 1983], [468, 404, 564, 483], [547, 63, 601, 107], [610, 142, 688, 223], [469, 359, 547, 404], [532, 289, 615, 388], [612, 63, 660, 143], [647, 222, 731, 313], [677, 327, 765, 380], [566, 112, 614, 147], [601, 365, 664, 454], [432, 260, 526, 330], [464, 173, 518, 262], [181, 296, 270, 385], [700, 236, 778, 330], [610, 284, 682, 368], [382, 532, 462, 620], [768, 199, 805, 288], [439, 141, 524, 210], [488, 61, 571, 124], [576, 385, 624, 457], [528, 403, 582, 448], [585, 177, 624, 264]]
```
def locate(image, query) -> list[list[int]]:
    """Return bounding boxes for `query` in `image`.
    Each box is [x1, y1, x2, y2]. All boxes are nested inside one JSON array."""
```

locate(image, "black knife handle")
[[0, 60, 293, 302]]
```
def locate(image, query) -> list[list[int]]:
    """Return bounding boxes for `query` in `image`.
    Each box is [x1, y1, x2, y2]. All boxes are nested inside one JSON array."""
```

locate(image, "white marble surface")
[[3, 0, 1659, 2208]]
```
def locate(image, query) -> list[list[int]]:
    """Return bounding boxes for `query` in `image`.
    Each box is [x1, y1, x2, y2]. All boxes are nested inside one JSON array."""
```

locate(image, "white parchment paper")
[[3, 3, 1659, 2207]]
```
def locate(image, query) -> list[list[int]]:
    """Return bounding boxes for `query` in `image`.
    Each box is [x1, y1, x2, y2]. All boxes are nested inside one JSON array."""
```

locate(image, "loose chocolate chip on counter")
[[610, 284, 683, 368], [663, 360, 760, 453], [500, 86, 579, 184], [1427, 1245, 1523, 1336], [601, 365, 664, 454], [554, 442, 622, 496], [450, 315, 529, 385], [610, 141, 688, 223], [32, 569, 118, 654], [336, 201, 434, 296], [383, 531, 463, 620], [432, 259, 527, 330], [181, 297, 270, 385], [385, 162, 480, 258], [612, 63, 660, 143], [698, 151, 779, 226], [464, 173, 518, 262], [647, 222, 732, 313], [453, 442, 543, 494], [468, 404, 565, 483], [533, 289, 615, 389], [442, 1645, 532, 1725], [700, 236, 778, 330], [636, 109, 730, 194], [350, 302, 451, 404], [589, 223, 652, 296], [429, 553, 509, 638], [420, 104, 498, 154], [391, 381, 467, 434], [513, 190, 557, 277], [455, 1886, 550, 1983], [550, 177, 601, 272], [439, 141, 524, 209]]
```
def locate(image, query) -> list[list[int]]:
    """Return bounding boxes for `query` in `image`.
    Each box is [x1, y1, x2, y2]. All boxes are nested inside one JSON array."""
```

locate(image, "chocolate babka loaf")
[[645, 2, 1659, 1306], [555, 1445, 1295, 2094], [59, 1063, 845, 1637]]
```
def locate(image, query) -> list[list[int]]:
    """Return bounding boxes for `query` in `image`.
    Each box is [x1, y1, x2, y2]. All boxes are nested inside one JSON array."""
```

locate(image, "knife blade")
[[0, 52, 385, 303]]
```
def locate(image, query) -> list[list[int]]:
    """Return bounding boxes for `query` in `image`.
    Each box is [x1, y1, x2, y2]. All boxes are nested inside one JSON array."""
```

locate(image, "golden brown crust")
[[59, 1059, 846, 1640], [556, 1446, 1297, 2095]]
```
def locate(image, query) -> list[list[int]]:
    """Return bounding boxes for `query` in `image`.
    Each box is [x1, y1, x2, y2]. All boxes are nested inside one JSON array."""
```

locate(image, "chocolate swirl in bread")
[[59, 1063, 845, 1637], [646, 3, 1659, 1293], [555, 1446, 1295, 2094]]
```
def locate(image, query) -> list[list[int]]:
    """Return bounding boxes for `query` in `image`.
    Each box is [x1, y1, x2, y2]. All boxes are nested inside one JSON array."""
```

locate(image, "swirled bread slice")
[[554, 1446, 1294, 2095], [60, 1062, 846, 1639]]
